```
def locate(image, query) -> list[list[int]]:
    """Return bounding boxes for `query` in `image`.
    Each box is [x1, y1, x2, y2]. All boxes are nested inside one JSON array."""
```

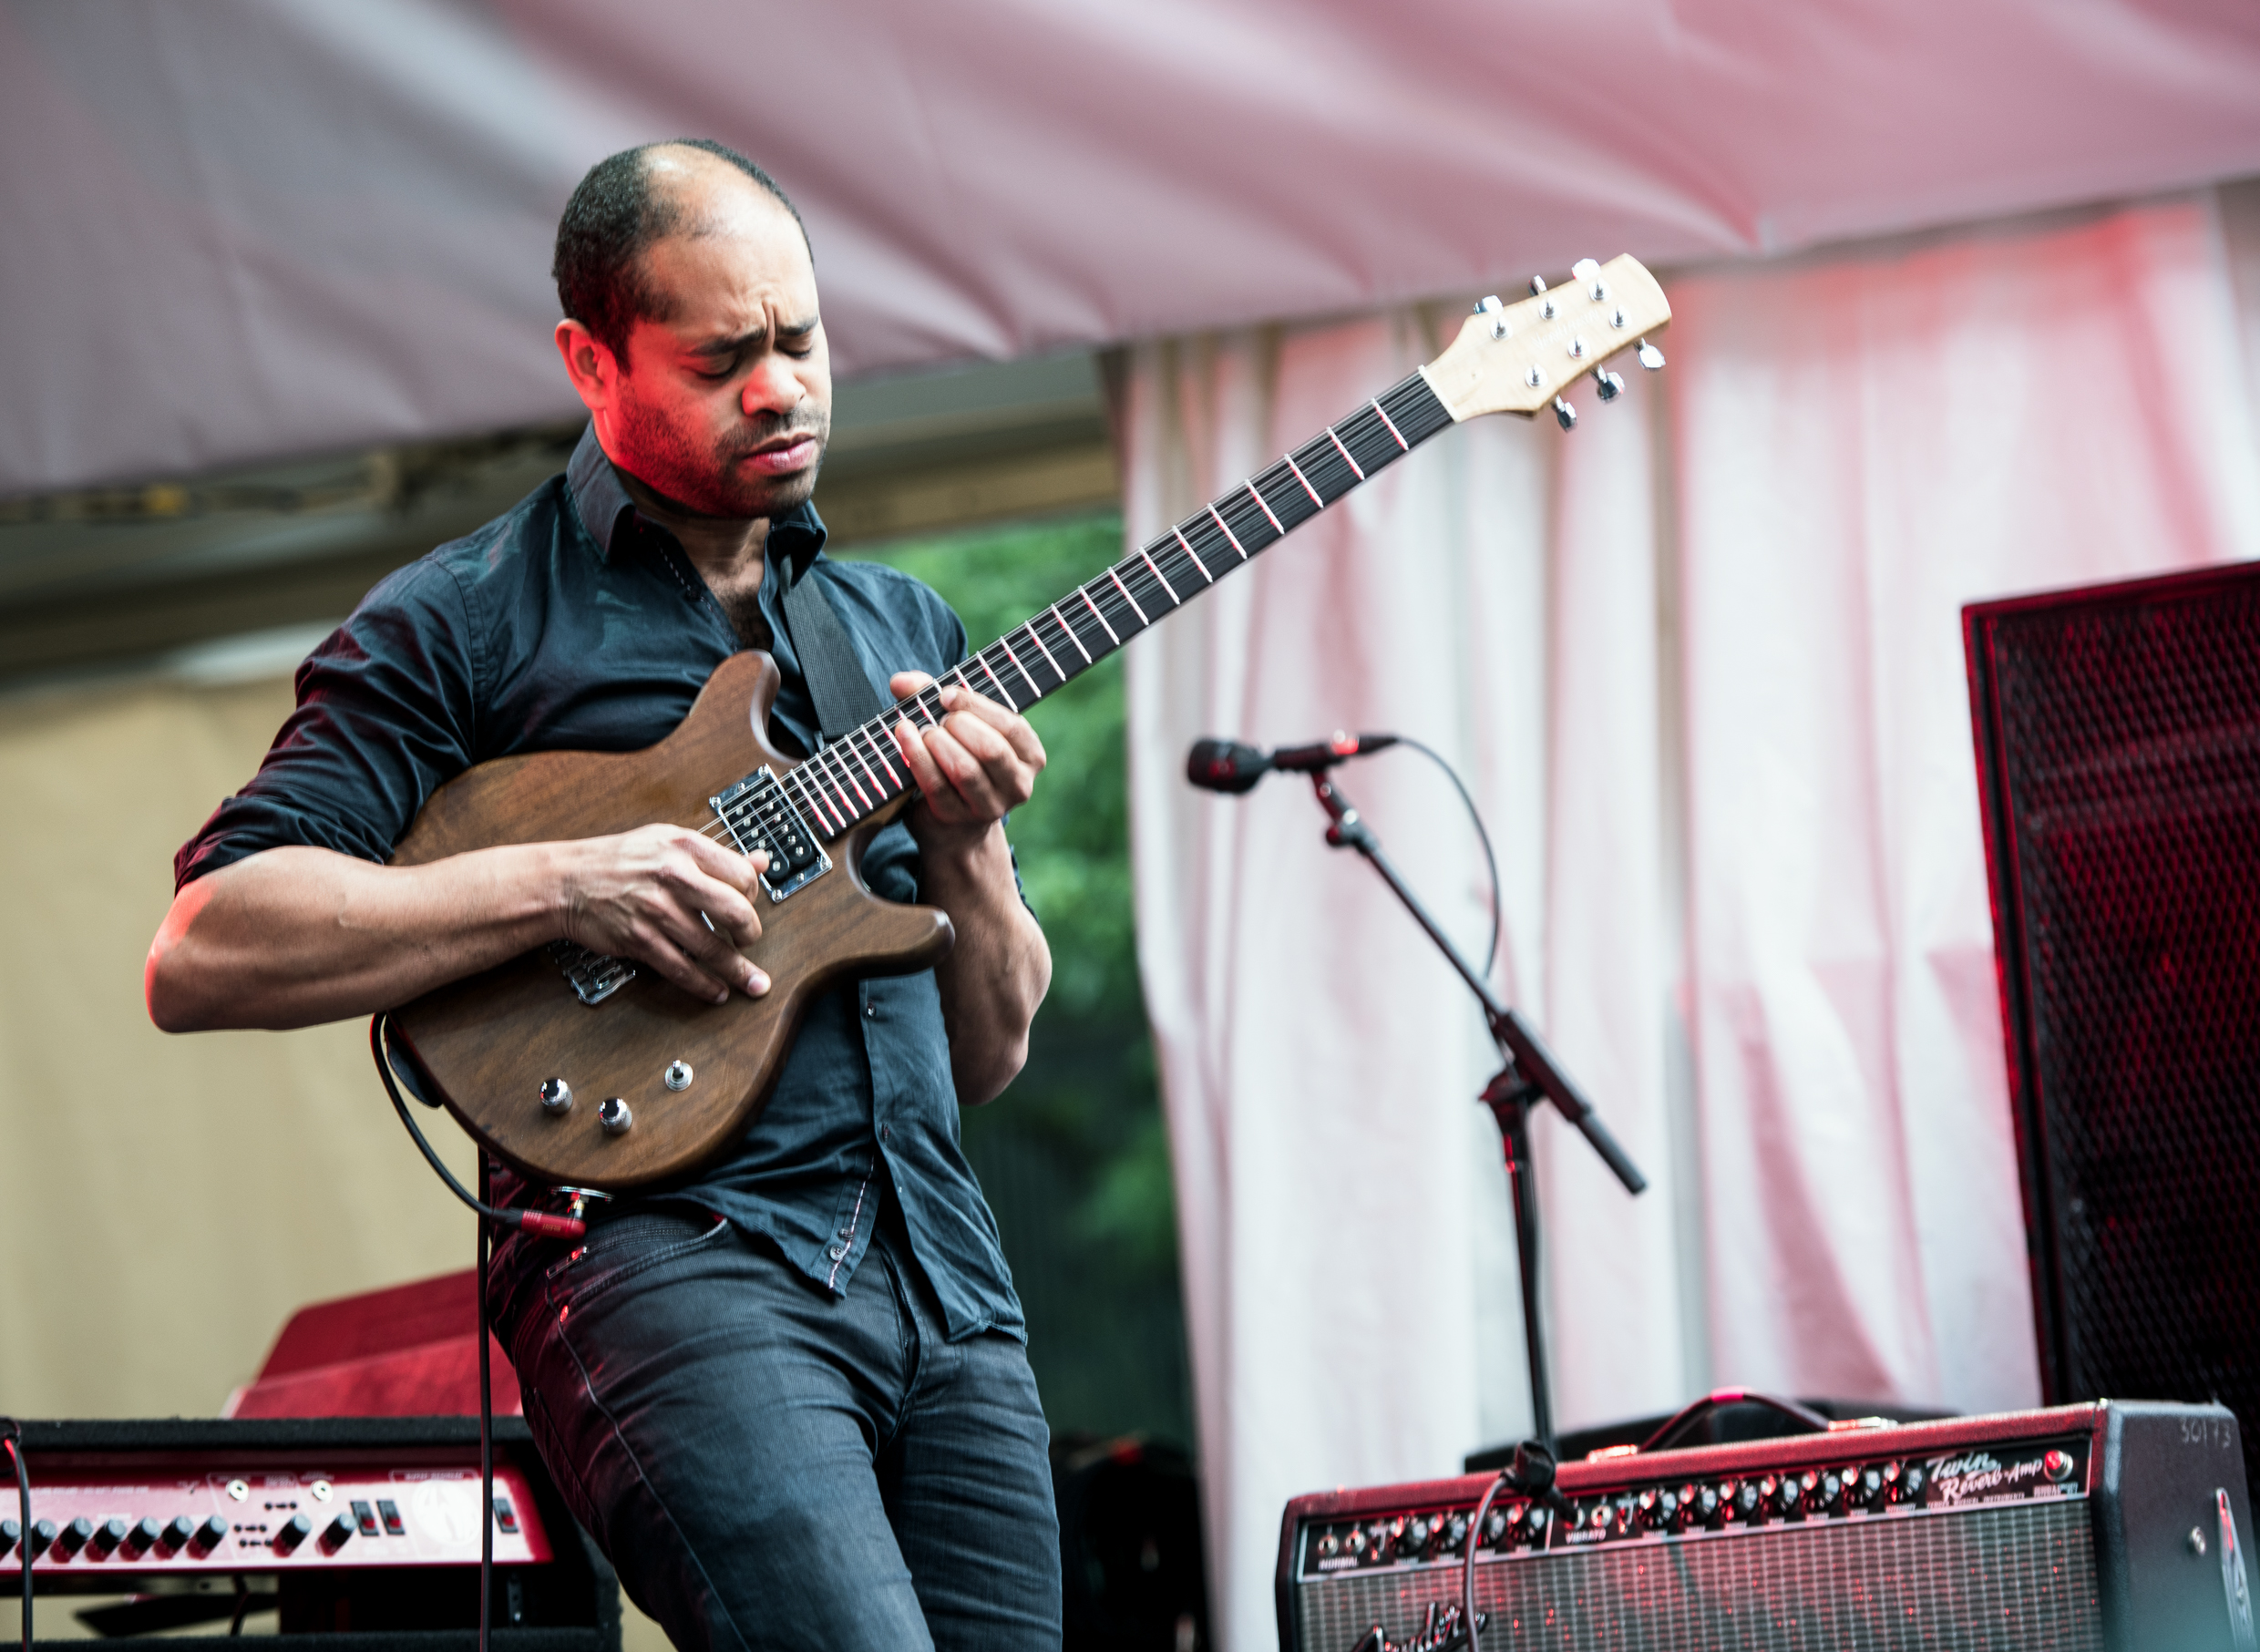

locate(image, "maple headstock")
[[1422, 255, 1671, 426]]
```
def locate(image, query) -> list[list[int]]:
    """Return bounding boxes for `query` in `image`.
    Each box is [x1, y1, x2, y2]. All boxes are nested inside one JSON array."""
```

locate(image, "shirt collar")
[[566, 422, 830, 582]]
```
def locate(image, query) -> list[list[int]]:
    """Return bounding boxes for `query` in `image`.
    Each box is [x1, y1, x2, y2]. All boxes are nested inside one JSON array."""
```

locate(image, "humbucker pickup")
[[711, 767, 830, 901]]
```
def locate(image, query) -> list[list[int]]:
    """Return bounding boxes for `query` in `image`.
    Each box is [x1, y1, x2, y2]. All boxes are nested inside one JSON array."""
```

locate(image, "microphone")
[[1186, 731, 1399, 794]]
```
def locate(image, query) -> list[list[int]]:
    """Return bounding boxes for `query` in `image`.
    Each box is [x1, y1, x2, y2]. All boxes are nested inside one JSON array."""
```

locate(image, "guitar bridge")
[[711, 767, 831, 902], [548, 941, 637, 1006]]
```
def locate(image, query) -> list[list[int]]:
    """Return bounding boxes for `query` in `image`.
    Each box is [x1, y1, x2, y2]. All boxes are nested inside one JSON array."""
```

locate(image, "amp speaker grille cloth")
[[1296, 1503, 2099, 1652], [1969, 565, 2260, 1496]]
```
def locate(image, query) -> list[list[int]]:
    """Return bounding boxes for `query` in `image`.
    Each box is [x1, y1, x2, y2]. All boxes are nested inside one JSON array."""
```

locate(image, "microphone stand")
[[1308, 770, 1647, 1446]]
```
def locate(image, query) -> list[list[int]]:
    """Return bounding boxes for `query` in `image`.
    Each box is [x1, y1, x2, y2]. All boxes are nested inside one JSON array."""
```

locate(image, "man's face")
[[602, 177, 831, 520]]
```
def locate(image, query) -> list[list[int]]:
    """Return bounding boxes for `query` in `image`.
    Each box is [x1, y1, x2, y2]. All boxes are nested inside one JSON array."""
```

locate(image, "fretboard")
[[770, 370, 1455, 838]]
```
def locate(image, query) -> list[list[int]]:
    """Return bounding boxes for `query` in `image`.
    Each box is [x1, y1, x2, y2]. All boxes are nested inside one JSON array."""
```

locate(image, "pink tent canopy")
[[5, 0, 2257, 495]]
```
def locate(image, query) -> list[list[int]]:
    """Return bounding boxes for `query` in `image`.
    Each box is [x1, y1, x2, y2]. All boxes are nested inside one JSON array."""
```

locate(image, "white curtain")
[[1119, 187, 2260, 1652]]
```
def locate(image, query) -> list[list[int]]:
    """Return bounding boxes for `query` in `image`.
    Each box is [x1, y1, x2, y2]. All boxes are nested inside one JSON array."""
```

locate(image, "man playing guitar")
[[147, 139, 1063, 1651]]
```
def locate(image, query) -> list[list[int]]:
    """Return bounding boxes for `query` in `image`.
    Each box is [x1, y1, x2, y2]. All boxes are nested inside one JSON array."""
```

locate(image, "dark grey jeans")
[[498, 1206, 1061, 1652]]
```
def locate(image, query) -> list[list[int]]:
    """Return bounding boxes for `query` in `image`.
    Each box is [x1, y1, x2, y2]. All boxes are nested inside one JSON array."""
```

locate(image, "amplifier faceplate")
[[1279, 1401, 2253, 1652]]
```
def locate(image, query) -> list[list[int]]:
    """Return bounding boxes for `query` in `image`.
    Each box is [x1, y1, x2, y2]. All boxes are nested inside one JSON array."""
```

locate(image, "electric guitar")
[[386, 257, 1671, 1190]]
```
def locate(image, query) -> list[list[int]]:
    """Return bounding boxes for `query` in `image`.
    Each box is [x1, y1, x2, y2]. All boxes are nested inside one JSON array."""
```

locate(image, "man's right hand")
[[557, 824, 771, 1005], [148, 827, 773, 1034]]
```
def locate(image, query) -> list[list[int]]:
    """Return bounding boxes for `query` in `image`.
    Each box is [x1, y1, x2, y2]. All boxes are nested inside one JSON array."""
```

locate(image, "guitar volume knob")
[[600, 1097, 633, 1135], [539, 1078, 573, 1115]]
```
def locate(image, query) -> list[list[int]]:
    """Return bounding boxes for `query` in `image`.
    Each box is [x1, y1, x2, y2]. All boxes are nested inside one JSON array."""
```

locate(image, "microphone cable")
[[1386, 736, 1503, 980]]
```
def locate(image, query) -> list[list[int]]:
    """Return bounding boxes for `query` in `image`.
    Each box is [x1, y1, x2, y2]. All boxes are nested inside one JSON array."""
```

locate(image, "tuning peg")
[[1593, 367, 1625, 402], [1529, 274, 1557, 319], [1553, 396, 1577, 430], [1474, 294, 1509, 339], [1638, 338, 1666, 371], [1528, 275, 1547, 295], [1572, 257, 1606, 300]]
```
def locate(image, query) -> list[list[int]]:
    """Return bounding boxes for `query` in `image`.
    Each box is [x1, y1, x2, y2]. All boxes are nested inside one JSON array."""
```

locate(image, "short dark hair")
[[552, 139, 810, 356]]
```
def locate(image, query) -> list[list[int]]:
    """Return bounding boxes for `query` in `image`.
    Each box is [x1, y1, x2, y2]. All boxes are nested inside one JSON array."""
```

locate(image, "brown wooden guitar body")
[[385, 651, 953, 1192]]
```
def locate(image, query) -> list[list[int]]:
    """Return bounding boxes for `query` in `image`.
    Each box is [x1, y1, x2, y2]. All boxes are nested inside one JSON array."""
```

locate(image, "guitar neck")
[[770, 370, 1457, 837]]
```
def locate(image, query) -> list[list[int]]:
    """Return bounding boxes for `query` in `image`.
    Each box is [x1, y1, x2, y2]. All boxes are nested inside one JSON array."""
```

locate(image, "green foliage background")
[[846, 512, 1194, 1448]]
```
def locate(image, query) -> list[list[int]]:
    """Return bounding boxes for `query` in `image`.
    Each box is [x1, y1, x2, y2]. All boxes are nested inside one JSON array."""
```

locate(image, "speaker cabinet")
[[1966, 561, 2260, 1499]]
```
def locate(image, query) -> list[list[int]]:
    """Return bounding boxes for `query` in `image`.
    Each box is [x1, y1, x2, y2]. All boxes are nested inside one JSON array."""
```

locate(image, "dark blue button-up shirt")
[[176, 426, 1023, 1342]]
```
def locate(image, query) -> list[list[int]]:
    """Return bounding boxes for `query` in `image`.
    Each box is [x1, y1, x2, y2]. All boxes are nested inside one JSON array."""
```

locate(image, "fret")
[[1135, 544, 1180, 605], [832, 746, 874, 812], [860, 724, 904, 790], [842, 734, 889, 803], [967, 653, 1013, 713], [1371, 397, 1409, 451], [1246, 478, 1285, 537], [1171, 526, 1213, 583], [1105, 566, 1149, 627], [1325, 425, 1365, 480], [1020, 620, 1064, 684], [1049, 601, 1093, 663], [1079, 586, 1120, 646], [995, 633, 1042, 700], [1207, 503, 1248, 560], [1283, 452, 1323, 509]]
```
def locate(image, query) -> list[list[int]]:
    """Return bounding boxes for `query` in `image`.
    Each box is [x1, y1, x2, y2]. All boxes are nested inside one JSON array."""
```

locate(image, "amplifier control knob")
[[1900, 1466, 1926, 1503], [1344, 1527, 1367, 1557], [323, 1512, 356, 1550], [56, 1516, 94, 1556], [30, 1520, 56, 1556], [1657, 1491, 1680, 1526], [273, 1513, 313, 1555], [1317, 1531, 1340, 1559], [1525, 1506, 1549, 1540], [194, 1515, 230, 1552], [0, 1520, 17, 1559], [127, 1517, 162, 1555], [1734, 1482, 1761, 1521], [163, 1515, 197, 1551], [1821, 1472, 1844, 1511], [1402, 1516, 1430, 1554], [91, 1516, 128, 1555], [1484, 1509, 1508, 1543], [1774, 1478, 1802, 1515], [1444, 1513, 1469, 1551], [1635, 1488, 1659, 1526], [1697, 1485, 1722, 1527]]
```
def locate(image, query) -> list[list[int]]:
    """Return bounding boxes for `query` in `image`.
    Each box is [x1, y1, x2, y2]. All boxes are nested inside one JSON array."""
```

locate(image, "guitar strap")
[[779, 558, 890, 744]]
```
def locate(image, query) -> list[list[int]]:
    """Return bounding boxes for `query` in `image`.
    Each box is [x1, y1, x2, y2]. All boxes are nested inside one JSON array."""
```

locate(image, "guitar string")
[[684, 382, 1430, 862]]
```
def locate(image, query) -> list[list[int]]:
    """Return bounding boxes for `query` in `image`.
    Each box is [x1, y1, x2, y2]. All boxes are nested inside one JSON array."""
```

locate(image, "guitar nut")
[[664, 1061, 693, 1092]]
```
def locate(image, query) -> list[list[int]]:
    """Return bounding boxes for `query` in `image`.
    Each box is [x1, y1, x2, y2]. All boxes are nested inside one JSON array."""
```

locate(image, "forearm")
[[147, 843, 569, 1032], [925, 824, 1051, 1105]]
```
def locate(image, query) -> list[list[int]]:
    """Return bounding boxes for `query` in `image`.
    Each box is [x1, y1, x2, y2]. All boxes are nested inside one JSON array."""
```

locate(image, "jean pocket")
[[547, 1210, 731, 1314]]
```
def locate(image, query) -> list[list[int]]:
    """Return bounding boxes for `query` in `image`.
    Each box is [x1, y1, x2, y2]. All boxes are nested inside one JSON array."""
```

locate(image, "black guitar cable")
[[372, 1016, 580, 1652], [478, 1152, 496, 1652], [369, 1016, 586, 1242], [3, 1419, 28, 1652]]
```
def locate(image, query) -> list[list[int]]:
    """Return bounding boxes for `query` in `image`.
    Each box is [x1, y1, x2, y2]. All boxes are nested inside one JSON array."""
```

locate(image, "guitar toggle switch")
[[663, 1061, 693, 1092]]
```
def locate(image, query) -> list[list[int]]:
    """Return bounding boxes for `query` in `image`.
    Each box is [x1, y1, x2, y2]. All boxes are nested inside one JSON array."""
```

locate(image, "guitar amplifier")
[[1277, 1401, 2254, 1652], [1, 1417, 618, 1651]]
